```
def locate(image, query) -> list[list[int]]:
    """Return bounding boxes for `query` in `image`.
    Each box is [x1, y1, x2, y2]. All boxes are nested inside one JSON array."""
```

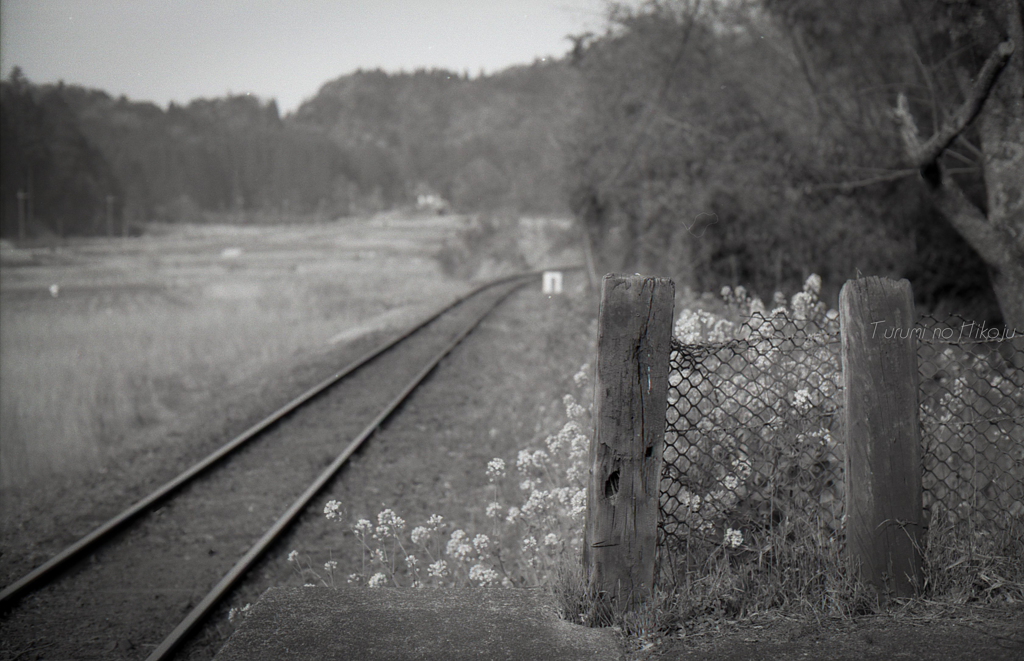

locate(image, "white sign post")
[[542, 271, 563, 294]]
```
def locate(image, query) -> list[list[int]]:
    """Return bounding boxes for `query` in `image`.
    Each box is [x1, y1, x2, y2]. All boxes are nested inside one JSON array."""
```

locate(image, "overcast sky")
[[1, 0, 612, 114]]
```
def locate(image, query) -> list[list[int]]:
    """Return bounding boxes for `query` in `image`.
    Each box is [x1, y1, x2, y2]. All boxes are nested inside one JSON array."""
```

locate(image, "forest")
[[0, 61, 575, 231], [2, 0, 1021, 325]]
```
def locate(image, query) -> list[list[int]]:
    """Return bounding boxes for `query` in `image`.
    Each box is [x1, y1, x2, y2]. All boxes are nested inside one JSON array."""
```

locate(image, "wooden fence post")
[[584, 273, 674, 616], [840, 276, 923, 599]]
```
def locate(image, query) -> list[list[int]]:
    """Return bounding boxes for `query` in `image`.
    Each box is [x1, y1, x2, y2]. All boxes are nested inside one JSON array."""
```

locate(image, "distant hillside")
[[0, 61, 578, 238]]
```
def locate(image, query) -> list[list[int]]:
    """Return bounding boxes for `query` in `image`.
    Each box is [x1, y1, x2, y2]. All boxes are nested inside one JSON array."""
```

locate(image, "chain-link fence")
[[917, 314, 1024, 527], [660, 313, 844, 551], [659, 309, 1023, 569]]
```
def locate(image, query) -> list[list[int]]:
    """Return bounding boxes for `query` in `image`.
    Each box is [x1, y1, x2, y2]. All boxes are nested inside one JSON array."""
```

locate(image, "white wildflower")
[[473, 534, 490, 553], [426, 514, 444, 530], [791, 292, 813, 320], [516, 450, 533, 472], [521, 489, 549, 516], [377, 509, 406, 533], [486, 502, 502, 518], [803, 274, 822, 296], [791, 388, 813, 413], [447, 530, 474, 560], [411, 526, 431, 545], [287, 550, 299, 563], [573, 364, 589, 388], [228, 605, 248, 623], [544, 533, 559, 547], [347, 573, 360, 584], [428, 560, 448, 578], [405, 555, 419, 568], [522, 536, 538, 553], [570, 489, 587, 517], [367, 572, 388, 588], [506, 506, 521, 524], [724, 528, 743, 549], [723, 475, 739, 490], [354, 519, 373, 537], [469, 564, 500, 586], [323, 499, 344, 521], [563, 394, 586, 420], [324, 560, 338, 572], [486, 458, 506, 481]]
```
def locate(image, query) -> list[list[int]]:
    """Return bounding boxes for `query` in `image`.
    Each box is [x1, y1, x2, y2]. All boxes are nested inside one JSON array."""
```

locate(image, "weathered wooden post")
[[840, 276, 923, 599], [584, 273, 674, 616]]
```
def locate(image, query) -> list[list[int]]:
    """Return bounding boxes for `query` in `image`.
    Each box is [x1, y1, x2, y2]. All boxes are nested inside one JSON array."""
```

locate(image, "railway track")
[[0, 271, 542, 660]]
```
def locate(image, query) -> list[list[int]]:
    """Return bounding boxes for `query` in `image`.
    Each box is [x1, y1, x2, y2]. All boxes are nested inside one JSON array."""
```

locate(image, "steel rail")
[[145, 277, 530, 661], [0, 270, 547, 612]]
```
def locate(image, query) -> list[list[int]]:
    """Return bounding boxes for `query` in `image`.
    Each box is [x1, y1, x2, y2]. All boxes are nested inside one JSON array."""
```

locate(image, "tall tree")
[[767, 0, 1024, 328]]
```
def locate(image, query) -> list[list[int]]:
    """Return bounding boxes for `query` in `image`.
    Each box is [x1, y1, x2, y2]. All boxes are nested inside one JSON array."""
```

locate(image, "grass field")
[[0, 215, 483, 491]]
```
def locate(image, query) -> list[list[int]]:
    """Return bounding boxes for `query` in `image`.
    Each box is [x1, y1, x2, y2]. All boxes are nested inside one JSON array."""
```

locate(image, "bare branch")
[[809, 169, 916, 193], [928, 170, 1015, 267], [942, 148, 976, 167], [895, 41, 1014, 167], [954, 134, 985, 160], [907, 41, 939, 134]]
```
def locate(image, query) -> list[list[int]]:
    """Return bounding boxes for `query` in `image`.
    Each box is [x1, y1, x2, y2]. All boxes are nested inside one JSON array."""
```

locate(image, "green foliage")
[[564, 0, 1000, 317], [1, 70, 122, 237], [433, 212, 530, 279], [1, 62, 577, 237]]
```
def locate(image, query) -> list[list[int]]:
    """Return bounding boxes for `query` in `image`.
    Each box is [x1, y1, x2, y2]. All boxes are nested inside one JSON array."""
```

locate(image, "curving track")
[[0, 272, 540, 661]]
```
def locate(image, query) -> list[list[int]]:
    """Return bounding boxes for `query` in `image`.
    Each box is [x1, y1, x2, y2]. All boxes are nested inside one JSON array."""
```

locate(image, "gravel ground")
[[631, 608, 1024, 661]]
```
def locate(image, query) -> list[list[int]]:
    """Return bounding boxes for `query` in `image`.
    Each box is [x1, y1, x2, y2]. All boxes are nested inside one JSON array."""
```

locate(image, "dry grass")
[[0, 218, 471, 491], [921, 511, 1024, 606], [619, 507, 1024, 652]]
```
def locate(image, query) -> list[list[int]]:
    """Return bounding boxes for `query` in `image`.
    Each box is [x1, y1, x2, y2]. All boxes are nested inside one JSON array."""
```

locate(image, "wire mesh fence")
[[659, 308, 1023, 569], [917, 314, 1024, 527], [660, 313, 844, 556]]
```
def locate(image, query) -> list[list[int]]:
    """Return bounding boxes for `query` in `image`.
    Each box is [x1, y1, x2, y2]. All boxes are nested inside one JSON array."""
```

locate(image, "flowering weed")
[[660, 275, 1024, 633], [298, 370, 593, 593]]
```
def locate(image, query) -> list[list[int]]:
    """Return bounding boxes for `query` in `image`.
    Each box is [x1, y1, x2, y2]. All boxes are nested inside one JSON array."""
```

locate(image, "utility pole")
[[16, 189, 26, 241], [27, 170, 34, 229], [106, 195, 115, 237]]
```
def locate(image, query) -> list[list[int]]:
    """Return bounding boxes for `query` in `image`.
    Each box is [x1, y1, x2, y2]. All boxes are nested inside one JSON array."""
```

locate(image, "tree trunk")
[[978, 9, 1024, 332], [895, 19, 1024, 332]]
